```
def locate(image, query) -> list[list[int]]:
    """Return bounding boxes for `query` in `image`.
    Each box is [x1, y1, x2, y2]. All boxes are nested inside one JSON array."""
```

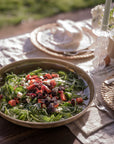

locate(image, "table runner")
[[0, 24, 114, 143]]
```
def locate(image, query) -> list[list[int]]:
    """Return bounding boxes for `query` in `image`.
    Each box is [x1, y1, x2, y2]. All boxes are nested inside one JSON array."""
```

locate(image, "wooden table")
[[0, 116, 81, 144], [0, 17, 113, 144]]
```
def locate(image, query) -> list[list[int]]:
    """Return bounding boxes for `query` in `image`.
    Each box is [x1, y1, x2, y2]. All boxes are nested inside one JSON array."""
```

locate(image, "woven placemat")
[[30, 23, 95, 60], [101, 75, 114, 110]]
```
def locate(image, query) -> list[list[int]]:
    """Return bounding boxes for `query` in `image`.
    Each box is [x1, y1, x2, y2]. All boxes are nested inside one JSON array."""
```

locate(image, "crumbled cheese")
[[20, 78, 26, 85], [54, 78, 66, 84], [21, 78, 26, 82], [43, 79, 51, 85], [17, 92, 23, 98], [26, 97, 30, 103], [28, 80, 31, 84], [39, 76, 44, 79], [56, 107, 63, 112], [23, 83, 29, 89], [28, 79, 35, 84]]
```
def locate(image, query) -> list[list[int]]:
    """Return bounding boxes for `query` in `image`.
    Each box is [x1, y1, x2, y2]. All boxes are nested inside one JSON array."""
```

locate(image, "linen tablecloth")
[[0, 22, 114, 144]]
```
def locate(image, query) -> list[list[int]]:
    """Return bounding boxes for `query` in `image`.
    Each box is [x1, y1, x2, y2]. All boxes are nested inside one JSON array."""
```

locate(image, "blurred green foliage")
[[0, 0, 113, 28]]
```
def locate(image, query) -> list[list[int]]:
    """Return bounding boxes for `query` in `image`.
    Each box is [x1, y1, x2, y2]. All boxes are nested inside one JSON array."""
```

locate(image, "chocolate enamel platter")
[[0, 58, 95, 128]]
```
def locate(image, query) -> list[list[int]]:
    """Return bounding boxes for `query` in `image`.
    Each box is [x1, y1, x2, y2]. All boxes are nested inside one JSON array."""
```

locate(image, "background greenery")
[[0, 0, 113, 28]]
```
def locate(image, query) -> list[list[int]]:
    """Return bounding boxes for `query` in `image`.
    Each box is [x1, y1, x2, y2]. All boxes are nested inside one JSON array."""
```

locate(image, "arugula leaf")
[[29, 68, 42, 76]]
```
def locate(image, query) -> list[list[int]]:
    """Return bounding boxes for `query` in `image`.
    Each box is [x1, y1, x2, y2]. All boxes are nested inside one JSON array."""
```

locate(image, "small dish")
[[36, 23, 94, 53], [101, 75, 114, 110], [30, 22, 95, 59]]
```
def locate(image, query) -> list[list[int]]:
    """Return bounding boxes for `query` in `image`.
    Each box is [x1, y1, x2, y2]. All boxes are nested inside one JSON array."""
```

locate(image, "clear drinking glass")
[[92, 29, 110, 71]]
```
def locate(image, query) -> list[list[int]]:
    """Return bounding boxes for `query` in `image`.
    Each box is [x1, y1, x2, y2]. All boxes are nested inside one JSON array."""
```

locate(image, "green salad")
[[0, 67, 89, 122]]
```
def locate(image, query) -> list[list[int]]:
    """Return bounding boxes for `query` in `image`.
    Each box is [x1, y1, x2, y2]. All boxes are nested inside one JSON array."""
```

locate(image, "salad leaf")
[[0, 67, 89, 122]]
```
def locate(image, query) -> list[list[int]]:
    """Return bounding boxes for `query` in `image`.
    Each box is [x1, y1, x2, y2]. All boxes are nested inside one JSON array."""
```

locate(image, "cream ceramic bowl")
[[0, 58, 95, 128]]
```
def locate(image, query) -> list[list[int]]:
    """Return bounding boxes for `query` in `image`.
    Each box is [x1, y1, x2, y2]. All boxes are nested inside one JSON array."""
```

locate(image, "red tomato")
[[30, 79, 42, 85], [38, 99, 44, 103], [55, 96, 59, 100], [31, 75, 38, 79], [54, 103, 59, 108], [49, 94, 53, 98], [28, 93, 36, 98], [51, 74, 59, 78], [26, 75, 39, 81], [8, 99, 16, 106], [41, 103, 46, 108], [41, 85, 51, 93], [41, 85, 46, 91], [35, 88, 43, 94], [44, 74, 52, 79], [45, 87, 51, 93], [60, 91, 66, 101], [68, 100, 71, 104], [50, 80, 56, 88], [76, 97, 83, 104], [29, 79, 35, 85], [58, 91, 62, 94], [27, 84, 35, 90], [26, 74, 31, 80]]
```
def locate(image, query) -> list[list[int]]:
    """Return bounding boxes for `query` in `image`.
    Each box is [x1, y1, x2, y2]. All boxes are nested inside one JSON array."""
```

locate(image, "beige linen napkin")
[[0, 34, 53, 66], [69, 105, 114, 136], [67, 102, 114, 134], [68, 122, 114, 144], [0, 21, 114, 144]]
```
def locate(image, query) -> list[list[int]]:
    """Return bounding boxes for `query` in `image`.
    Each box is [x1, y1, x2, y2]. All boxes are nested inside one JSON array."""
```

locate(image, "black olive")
[[37, 93, 43, 99], [51, 90, 57, 96], [71, 99, 75, 106], [47, 103, 55, 114]]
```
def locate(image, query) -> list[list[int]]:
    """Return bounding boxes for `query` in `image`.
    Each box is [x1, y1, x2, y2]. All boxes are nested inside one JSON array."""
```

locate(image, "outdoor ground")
[[0, 8, 91, 39]]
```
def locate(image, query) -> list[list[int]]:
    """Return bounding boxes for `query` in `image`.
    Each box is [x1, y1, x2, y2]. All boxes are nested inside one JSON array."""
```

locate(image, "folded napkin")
[[67, 94, 114, 144], [67, 122, 114, 144], [67, 61, 114, 144], [0, 33, 51, 66], [67, 102, 114, 132], [69, 105, 113, 135]]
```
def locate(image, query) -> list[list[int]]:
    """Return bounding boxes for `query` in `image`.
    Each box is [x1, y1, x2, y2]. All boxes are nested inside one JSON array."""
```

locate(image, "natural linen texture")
[[0, 21, 114, 144]]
